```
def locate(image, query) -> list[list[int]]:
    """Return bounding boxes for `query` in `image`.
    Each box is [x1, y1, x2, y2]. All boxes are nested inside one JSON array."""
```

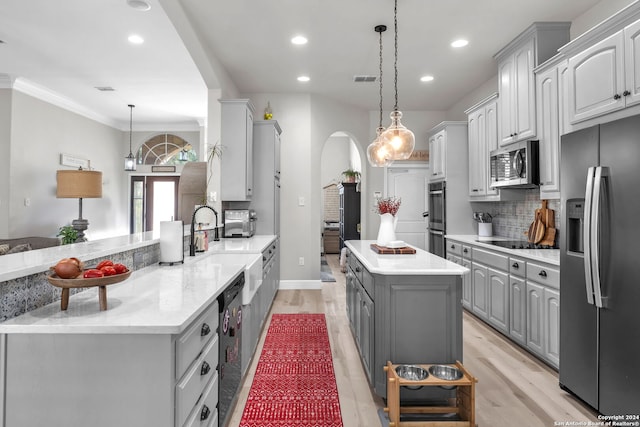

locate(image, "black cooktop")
[[479, 240, 558, 250]]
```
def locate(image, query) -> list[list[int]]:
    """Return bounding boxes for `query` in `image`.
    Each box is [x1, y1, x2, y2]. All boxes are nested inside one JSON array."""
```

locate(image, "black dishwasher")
[[217, 272, 244, 427]]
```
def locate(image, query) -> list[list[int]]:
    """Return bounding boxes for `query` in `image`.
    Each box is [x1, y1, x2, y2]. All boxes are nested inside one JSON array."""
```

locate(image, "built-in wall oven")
[[428, 181, 446, 257]]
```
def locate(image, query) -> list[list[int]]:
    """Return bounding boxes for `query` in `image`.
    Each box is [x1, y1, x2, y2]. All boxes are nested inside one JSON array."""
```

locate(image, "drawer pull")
[[201, 323, 211, 337], [463, 248, 469, 254], [512, 262, 519, 269], [200, 405, 211, 421], [355, 267, 361, 273], [200, 360, 211, 376], [450, 244, 456, 249], [539, 270, 547, 278]]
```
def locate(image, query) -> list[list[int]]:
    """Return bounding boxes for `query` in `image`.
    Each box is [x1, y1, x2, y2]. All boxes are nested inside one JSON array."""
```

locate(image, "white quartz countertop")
[[0, 232, 159, 283], [446, 235, 560, 266], [345, 240, 468, 275], [0, 253, 245, 334], [0, 232, 277, 283]]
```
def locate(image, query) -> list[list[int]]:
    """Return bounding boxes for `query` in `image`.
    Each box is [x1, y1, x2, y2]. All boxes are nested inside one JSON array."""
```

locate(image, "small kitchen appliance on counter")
[[224, 209, 256, 237]]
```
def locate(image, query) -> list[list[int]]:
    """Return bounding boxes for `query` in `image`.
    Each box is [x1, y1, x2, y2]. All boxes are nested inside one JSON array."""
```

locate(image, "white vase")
[[376, 213, 397, 247]]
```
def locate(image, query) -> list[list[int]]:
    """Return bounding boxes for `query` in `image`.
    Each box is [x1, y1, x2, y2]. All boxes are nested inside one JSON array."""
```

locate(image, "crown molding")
[[11, 77, 120, 128]]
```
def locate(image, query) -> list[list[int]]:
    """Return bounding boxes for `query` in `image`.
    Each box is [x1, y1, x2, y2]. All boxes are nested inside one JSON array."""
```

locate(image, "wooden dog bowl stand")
[[384, 361, 477, 427]]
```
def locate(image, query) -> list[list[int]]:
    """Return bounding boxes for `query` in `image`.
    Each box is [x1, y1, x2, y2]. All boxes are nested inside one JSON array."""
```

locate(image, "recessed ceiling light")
[[128, 34, 144, 45], [451, 39, 469, 48], [297, 76, 310, 82], [420, 75, 434, 82], [127, 0, 151, 11], [291, 35, 308, 45]]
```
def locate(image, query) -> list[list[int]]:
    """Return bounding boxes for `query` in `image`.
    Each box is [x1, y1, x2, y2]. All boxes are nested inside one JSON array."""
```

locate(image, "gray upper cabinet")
[[220, 99, 255, 201], [558, 3, 640, 126], [494, 22, 570, 146], [252, 120, 282, 235]]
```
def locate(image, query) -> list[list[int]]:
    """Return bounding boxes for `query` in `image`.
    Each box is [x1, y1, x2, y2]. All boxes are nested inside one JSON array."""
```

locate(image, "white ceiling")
[[0, 0, 603, 130]]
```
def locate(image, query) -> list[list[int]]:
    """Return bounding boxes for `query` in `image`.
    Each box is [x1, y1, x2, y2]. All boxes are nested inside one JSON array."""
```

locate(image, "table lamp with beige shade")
[[56, 168, 103, 242]]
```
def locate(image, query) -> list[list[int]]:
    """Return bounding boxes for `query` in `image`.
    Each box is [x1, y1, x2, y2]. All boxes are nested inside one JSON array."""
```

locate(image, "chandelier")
[[380, 0, 415, 160], [367, 24, 395, 167]]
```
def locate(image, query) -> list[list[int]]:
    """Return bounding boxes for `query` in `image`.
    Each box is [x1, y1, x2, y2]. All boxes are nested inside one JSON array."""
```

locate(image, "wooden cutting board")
[[370, 244, 416, 254], [528, 211, 546, 244], [538, 200, 556, 246]]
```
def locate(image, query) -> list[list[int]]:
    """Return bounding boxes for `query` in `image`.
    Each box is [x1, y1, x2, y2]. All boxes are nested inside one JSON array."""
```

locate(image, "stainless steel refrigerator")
[[560, 114, 640, 415]]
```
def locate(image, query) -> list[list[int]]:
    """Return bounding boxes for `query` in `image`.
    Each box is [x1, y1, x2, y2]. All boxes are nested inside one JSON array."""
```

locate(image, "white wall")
[[321, 136, 351, 187], [0, 89, 11, 237], [7, 90, 128, 240]]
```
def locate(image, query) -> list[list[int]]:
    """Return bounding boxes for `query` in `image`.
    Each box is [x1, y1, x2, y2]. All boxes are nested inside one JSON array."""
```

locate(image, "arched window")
[[136, 134, 197, 165]]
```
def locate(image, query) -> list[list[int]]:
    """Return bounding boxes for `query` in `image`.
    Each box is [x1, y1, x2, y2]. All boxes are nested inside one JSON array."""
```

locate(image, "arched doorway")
[[319, 132, 362, 280], [130, 133, 199, 233]]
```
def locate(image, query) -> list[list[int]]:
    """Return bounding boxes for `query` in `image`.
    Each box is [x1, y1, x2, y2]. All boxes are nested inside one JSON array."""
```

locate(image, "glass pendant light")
[[380, 0, 415, 160], [124, 104, 137, 171], [367, 24, 394, 168]]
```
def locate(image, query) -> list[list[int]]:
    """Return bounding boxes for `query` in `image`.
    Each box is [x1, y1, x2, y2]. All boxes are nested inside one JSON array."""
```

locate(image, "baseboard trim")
[[278, 280, 322, 290]]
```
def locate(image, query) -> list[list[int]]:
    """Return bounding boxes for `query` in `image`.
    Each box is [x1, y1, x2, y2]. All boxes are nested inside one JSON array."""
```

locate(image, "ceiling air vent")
[[353, 75, 377, 83], [95, 86, 115, 91]]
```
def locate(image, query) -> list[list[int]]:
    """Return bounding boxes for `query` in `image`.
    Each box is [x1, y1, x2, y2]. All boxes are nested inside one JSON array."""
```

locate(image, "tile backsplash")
[[471, 189, 560, 242]]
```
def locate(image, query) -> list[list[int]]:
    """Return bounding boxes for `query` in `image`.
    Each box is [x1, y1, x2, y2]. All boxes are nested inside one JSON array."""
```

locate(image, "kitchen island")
[[0, 237, 276, 427], [344, 240, 468, 399]]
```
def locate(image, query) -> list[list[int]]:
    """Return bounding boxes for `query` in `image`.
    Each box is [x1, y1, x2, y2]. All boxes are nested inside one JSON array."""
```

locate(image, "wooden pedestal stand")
[[384, 361, 477, 427]]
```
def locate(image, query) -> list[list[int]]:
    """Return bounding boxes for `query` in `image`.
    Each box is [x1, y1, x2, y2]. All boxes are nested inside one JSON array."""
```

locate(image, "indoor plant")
[[57, 225, 78, 245], [342, 169, 361, 183]]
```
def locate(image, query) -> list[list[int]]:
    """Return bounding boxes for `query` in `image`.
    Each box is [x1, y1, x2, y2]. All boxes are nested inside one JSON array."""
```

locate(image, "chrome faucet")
[[189, 205, 220, 256]]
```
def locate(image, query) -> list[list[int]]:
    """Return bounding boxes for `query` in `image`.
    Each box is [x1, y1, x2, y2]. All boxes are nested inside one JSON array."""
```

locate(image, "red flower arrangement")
[[374, 196, 401, 216]]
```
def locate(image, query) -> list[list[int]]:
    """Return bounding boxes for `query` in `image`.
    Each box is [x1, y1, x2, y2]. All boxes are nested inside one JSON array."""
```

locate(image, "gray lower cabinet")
[[487, 267, 509, 334], [4, 300, 220, 427], [346, 249, 462, 398], [509, 275, 527, 346], [447, 239, 559, 369], [471, 262, 489, 320], [526, 281, 545, 356]]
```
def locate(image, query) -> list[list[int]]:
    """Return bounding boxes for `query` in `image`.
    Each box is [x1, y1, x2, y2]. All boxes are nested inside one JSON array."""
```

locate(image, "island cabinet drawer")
[[447, 241, 463, 256], [176, 300, 219, 379], [182, 369, 219, 427], [509, 257, 526, 277], [473, 248, 509, 271], [176, 334, 219, 427], [527, 262, 559, 289]]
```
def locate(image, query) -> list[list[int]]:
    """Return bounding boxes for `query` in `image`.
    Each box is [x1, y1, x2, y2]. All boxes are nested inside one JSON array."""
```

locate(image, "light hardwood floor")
[[227, 254, 598, 427]]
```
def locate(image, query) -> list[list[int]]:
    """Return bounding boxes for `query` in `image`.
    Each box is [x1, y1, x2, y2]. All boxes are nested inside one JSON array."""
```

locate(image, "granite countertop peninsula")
[[0, 251, 245, 334]]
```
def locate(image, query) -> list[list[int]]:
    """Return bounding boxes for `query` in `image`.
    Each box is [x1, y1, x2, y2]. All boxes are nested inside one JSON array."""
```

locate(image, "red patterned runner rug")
[[239, 313, 344, 427]]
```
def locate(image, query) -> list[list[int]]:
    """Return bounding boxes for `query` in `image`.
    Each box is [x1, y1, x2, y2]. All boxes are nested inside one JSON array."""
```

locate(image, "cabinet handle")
[[472, 189, 479, 192], [355, 267, 361, 273], [538, 270, 547, 278], [614, 94, 622, 100], [512, 262, 519, 269], [200, 405, 211, 421], [201, 323, 211, 337], [450, 244, 456, 249], [463, 248, 469, 254], [623, 90, 631, 97], [200, 360, 211, 376]]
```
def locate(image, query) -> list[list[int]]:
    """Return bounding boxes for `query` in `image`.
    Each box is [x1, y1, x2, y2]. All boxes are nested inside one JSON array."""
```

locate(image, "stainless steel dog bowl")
[[395, 365, 428, 389], [428, 365, 463, 389]]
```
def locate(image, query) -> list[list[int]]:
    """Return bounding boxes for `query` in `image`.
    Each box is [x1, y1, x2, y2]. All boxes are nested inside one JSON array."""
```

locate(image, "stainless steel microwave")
[[489, 140, 539, 189]]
